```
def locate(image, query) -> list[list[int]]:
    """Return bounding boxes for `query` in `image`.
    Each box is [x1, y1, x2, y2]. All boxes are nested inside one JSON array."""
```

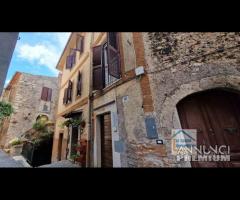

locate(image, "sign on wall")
[[145, 117, 158, 139]]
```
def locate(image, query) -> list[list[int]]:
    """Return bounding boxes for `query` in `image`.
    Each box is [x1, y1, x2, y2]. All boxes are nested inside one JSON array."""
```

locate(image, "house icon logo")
[[171, 129, 197, 155]]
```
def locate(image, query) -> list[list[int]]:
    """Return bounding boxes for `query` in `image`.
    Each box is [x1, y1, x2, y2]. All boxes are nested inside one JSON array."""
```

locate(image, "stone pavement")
[[12, 156, 31, 167], [0, 150, 80, 168], [38, 160, 80, 168], [0, 150, 25, 167]]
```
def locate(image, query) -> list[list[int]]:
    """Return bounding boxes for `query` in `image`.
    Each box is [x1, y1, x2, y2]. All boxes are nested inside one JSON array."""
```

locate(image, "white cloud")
[[55, 32, 71, 49], [17, 43, 59, 75], [5, 79, 10, 86], [16, 32, 71, 76]]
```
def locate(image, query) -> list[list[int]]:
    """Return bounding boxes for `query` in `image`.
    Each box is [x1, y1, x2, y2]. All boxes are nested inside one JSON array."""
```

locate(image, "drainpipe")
[[86, 32, 94, 167]]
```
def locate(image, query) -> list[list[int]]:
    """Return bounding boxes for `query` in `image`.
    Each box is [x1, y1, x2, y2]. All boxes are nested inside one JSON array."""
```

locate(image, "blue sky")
[[5, 32, 71, 86]]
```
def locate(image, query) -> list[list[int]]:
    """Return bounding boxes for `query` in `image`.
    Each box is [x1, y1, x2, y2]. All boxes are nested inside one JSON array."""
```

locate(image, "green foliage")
[[0, 101, 14, 121], [33, 120, 48, 132], [70, 153, 80, 161], [32, 138, 42, 147], [9, 137, 22, 146], [32, 117, 53, 146], [33, 119, 47, 132], [32, 132, 53, 147], [11, 140, 22, 146], [61, 118, 82, 128]]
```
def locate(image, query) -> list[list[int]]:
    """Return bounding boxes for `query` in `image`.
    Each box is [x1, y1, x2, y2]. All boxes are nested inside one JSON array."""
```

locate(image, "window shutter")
[[66, 55, 72, 69], [92, 45, 104, 90], [67, 80, 73, 102], [63, 88, 67, 104], [107, 32, 120, 79], [41, 87, 48, 101], [72, 51, 76, 66], [47, 88, 52, 101], [77, 72, 82, 96], [77, 36, 84, 53], [66, 51, 76, 69]]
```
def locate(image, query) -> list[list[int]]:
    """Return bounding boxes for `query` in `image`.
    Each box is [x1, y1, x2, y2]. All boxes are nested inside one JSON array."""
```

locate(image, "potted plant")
[[60, 118, 86, 159]]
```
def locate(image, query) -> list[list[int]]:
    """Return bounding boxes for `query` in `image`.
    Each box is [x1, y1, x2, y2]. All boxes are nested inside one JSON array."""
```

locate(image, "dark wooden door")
[[58, 133, 63, 161], [70, 127, 78, 157], [177, 89, 240, 167], [100, 113, 113, 167]]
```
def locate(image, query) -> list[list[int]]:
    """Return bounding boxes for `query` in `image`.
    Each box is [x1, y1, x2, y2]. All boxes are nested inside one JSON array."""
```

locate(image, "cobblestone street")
[[0, 150, 25, 167], [0, 150, 80, 168], [39, 160, 80, 168]]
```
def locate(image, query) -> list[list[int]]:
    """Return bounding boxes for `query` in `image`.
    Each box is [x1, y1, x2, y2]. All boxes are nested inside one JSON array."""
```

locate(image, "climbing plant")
[[0, 101, 14, 126]]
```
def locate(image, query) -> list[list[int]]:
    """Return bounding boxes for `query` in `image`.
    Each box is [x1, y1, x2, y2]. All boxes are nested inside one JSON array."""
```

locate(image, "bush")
[[33, 121, 47, 132], [0, 101, 13, 125], [9, 137, 22, 146]]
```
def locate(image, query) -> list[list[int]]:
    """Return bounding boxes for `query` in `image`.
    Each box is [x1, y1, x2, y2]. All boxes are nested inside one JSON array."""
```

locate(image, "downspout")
[[86, 32, 94, 167]]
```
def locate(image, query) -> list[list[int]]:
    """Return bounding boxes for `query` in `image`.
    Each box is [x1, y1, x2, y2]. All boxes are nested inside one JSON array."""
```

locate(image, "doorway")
[[99, 113, 113, 167], [177, 89, 240, 167], [58, 133, 63, 161], [70, 126, 79, 158]]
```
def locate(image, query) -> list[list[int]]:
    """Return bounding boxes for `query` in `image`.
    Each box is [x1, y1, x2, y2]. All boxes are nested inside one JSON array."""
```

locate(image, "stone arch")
[[160, 75, 240, 129]]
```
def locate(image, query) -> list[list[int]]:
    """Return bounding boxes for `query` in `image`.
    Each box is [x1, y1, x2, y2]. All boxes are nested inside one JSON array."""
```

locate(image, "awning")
[[62, 110, 82, 118]]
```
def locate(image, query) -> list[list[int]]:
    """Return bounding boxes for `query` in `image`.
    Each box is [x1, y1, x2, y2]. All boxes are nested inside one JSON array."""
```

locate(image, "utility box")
[[145, 117, 158, 139], [135, 66, 145, 76]]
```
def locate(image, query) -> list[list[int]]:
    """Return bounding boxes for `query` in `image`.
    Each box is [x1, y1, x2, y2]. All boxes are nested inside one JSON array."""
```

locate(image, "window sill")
[[104, 79, 121, 90], [93, 69, 137, 99]]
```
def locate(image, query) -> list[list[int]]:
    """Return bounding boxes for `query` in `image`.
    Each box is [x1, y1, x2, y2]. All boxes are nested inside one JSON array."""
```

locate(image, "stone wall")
[[0, 72, 59, 147], [139, 32, 240, 167]]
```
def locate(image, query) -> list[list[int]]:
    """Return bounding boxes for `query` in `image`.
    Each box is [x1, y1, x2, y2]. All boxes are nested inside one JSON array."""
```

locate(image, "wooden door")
[[177, 89, 240, 167], [100, 113, 113, 167], [58, 133, 63, 161], [70, 127, 78, 157]]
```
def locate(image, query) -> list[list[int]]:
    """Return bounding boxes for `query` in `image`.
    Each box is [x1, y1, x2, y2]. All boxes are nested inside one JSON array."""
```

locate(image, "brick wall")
[[132, 32, 154, 113]]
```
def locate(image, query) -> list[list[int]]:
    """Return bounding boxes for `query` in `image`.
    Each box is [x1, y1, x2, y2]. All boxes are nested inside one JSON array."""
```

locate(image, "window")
[[76, 71, 82, 96], [63, 88, 68, 104], [41, 87, 52, 101], [63, 80, 73, 105], [103, 43, 117, 86], [92, 45, 104, 90], [92, 32, 120, 91], [43, 104, 48, 112], [66, 36, 84, 69], [66, 51, 76, 69], [76, 35, 84, 54]]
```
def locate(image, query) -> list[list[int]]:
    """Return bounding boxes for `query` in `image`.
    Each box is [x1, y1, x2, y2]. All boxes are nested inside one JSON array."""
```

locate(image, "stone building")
[[0, 72, 59, 148], [0, 32, 19, 95], [52, 32, 147, 167], [141, 32, 240, 167], [52, 32, 240, 168]]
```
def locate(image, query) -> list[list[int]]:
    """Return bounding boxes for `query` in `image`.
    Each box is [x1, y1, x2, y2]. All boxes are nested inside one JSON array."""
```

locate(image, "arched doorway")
[[177, 88, 240, 167]]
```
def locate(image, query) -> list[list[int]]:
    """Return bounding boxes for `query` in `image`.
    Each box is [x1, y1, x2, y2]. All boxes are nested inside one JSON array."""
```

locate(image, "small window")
[[41, 87, 52, 102], [92, 32, 121, 91], [76, 35, 84, 55], [63, 81, 73, 105], [76, 71, 82, 96], [92, 45, 104, 91], [103, 43, 117, 86], [66, 51, 76, 69]]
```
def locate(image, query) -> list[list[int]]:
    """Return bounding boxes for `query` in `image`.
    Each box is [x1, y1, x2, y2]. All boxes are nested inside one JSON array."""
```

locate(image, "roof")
[[5, 71, 22, 90]]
